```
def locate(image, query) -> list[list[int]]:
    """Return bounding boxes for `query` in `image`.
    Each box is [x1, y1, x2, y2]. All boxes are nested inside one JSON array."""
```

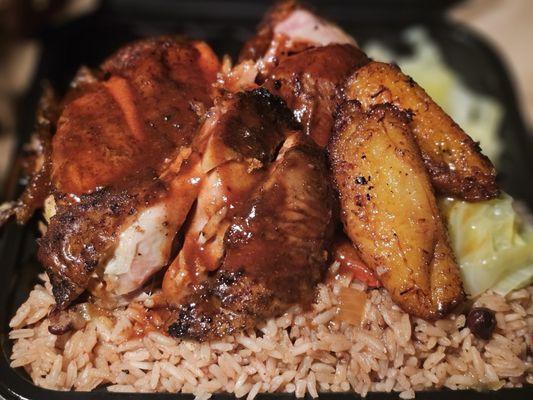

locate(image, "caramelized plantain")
[[329, 102, 464, 319], [344, 61, 499, 201]]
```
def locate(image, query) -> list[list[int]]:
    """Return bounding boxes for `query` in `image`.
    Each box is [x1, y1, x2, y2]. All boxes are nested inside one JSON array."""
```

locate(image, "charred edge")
[[435, 290, 466, 320], [247, 87, 300, 130], [429, 163, 500, 201], [50, 276, 79, 310], [167, 303, 214, 340], [167, 270, 250, 341]]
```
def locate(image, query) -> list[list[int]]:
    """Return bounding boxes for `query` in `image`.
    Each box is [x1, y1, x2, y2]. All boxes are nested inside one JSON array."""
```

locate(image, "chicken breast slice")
[[103, 151, 203, 296], [239, 0, 355, 66], [39, 37, 219, 310], [222, 0, 359, 92], [162, 88, 297, 304], [167, 133, 335, 341]]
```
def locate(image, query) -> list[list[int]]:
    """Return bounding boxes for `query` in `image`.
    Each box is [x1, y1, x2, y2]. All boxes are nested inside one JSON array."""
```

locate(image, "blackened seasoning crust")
[[217, 88, 299, 163], [38, 188, 138, 309]]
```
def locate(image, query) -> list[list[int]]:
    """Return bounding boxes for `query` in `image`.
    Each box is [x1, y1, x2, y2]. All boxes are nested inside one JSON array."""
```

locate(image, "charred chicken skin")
[[52, 38, 218, 196], [263, 44, 369, 146]]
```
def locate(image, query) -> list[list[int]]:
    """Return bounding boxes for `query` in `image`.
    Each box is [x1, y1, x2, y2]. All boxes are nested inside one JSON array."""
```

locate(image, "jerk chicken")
[[263, 44, 369, 147], [162, 88, 298, 306], [40, 37, 219, 309], [238, 0, 356, 80], [168, 133, 334, 340], [0, 0, 500, 340]]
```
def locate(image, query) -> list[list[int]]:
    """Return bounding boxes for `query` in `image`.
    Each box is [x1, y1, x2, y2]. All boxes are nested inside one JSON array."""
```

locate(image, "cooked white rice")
[[9, 271, 533, 398]]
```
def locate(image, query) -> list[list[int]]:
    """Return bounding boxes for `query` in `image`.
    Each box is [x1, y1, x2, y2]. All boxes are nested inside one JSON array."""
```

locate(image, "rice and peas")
[[9, 270, 533, 398], [7, 29, 533, 398]]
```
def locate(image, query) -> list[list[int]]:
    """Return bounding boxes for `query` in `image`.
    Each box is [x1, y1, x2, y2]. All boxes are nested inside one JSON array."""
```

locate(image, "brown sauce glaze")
[[167, 133, 335, 341], [263, 44, 369, 147], [162, 89, 297, 305], [40, 37, 219, 310], [40, 181, 155, 309], [180, 163, 263, 274], [52, 37, 218, 197]]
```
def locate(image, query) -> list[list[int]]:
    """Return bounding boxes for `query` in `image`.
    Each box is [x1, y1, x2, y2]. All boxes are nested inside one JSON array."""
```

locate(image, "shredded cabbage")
[[440, 195, 533, 297], [364, 28, 503, 165]]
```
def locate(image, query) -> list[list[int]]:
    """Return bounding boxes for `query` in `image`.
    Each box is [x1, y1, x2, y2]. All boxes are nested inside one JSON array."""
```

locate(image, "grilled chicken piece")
[[344, 62, 499, 201], [230, 1, 366, 147], [263, 44, 368, 146], [239, 0, 355, 76], [162, 89, 296, 304], [168, 133, 335, 340], [219, 0, 357, 92], [41, 149, 202, 309], [329, 102, 464, 319], [40, 181, 154, 309], [52, 38, 218, 196], [39, 37, 219, 309], [101, 150, 202, 297]]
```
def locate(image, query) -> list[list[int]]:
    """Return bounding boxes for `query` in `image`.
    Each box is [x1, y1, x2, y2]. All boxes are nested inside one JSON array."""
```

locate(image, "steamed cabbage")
[[440, 195, 533, 297]]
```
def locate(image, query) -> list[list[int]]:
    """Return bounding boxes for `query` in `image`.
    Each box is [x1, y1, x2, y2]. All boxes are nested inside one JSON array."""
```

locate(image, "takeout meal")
[[2, 0, 532, 397]]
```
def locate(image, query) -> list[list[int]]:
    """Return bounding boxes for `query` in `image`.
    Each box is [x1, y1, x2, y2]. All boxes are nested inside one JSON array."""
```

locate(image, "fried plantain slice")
[[329, 102, 464, 319], [344, 61, 499, 201]]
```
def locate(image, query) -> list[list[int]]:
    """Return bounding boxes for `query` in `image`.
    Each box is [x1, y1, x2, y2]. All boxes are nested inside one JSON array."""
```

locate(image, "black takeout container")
[[0, 1, 532, 399]]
